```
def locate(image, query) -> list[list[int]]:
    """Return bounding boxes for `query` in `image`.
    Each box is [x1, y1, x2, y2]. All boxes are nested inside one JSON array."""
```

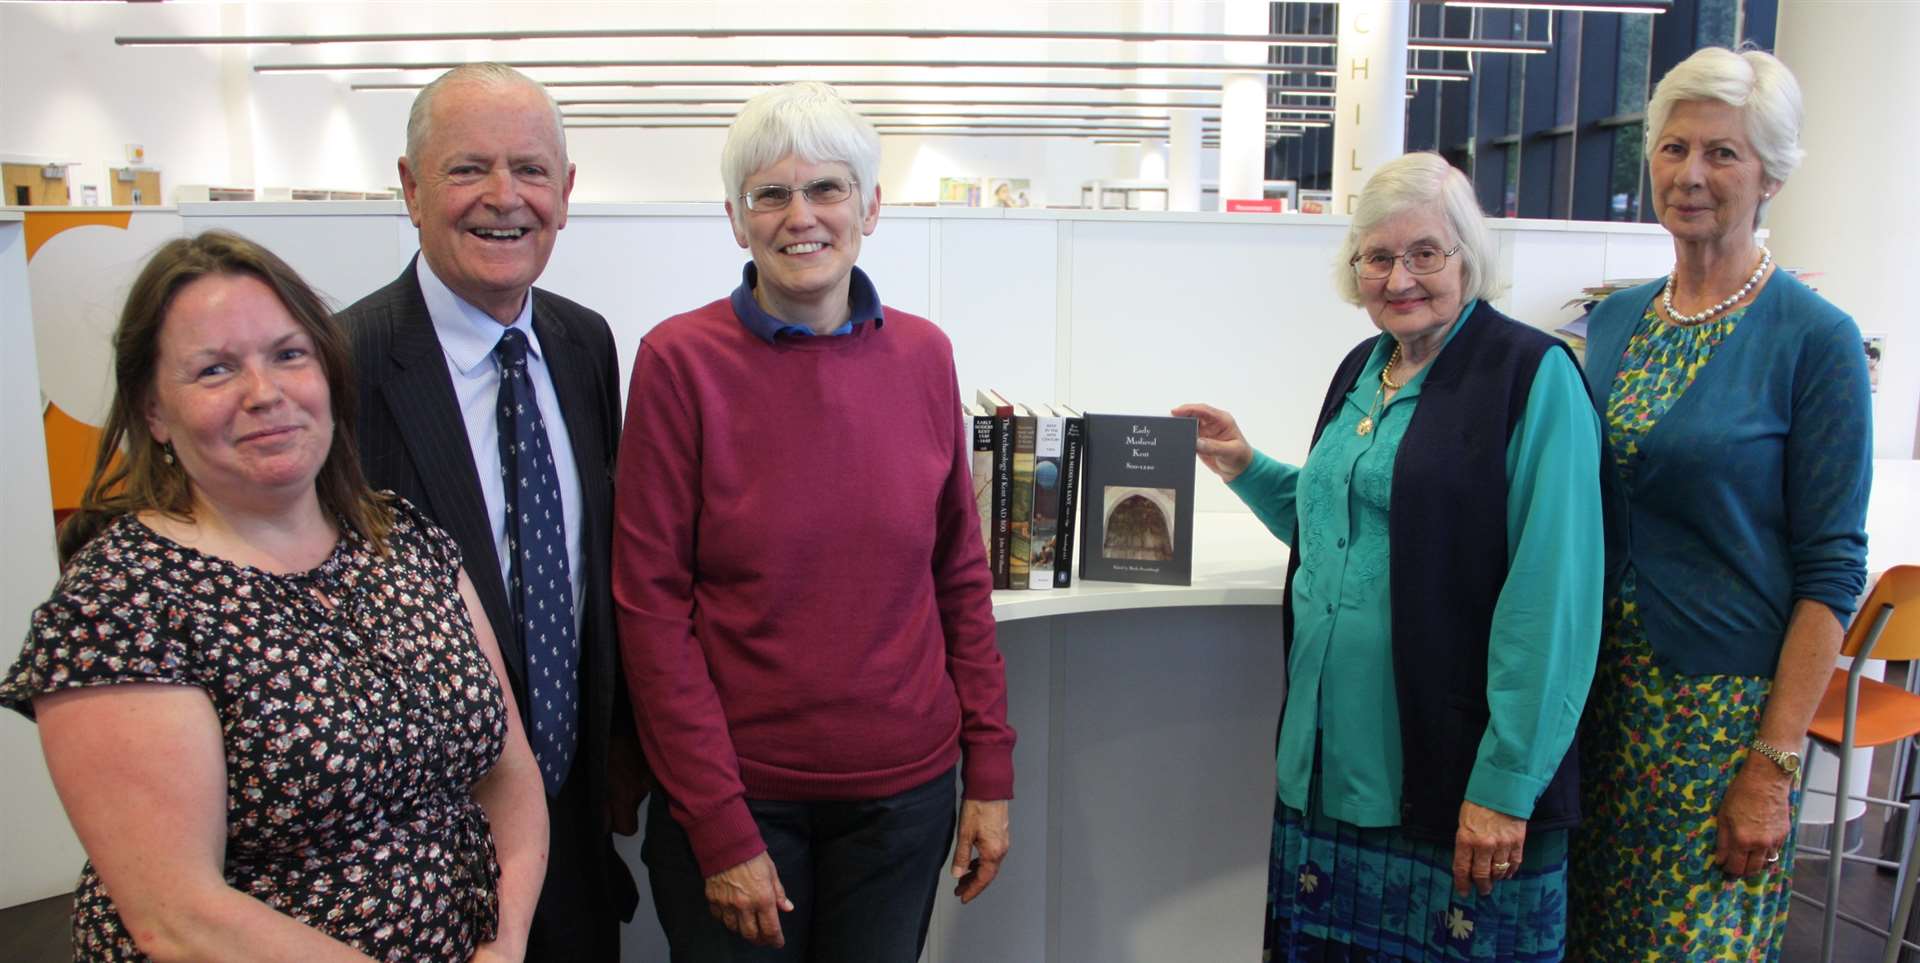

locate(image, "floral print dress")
[[1567, 304, 1797, 961], [0, 500, 508, 962]]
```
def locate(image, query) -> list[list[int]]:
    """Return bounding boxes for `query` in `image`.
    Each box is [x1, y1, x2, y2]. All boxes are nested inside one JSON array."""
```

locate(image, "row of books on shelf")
[[967, 390, 1198, 590]]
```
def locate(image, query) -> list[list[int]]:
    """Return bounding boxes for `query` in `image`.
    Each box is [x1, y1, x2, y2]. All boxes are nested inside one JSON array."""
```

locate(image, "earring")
[[160, 442, 175, 465]]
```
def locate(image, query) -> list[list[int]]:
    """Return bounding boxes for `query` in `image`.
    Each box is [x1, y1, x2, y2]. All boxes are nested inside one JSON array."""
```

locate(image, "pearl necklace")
[[1662, 246, 1772, 326], [1356, 343, 1404, 437]]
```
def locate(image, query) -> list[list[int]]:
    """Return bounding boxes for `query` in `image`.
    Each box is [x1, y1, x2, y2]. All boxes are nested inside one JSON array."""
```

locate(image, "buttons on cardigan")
[[1337, 537, 1347, 548]]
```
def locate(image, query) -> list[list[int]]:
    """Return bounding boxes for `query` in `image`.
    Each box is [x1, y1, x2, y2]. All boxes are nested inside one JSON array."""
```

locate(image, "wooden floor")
[[2, 775, 1915, 962]]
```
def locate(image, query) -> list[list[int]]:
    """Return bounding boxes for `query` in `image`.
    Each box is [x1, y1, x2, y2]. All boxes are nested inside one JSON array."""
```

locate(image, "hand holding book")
[[1170, 403, 1254, 483]]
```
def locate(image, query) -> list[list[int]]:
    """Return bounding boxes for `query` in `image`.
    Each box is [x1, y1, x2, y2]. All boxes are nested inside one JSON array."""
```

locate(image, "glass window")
[[1609, 124, 1643, 221], [1616, 14, 1653, 114], [1697, 0, 1738, 47], [1505, 143, 1522, 217]]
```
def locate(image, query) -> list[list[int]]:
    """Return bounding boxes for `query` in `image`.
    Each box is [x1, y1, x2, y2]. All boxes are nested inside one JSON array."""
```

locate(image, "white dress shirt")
[[415, 256, 586, 635]]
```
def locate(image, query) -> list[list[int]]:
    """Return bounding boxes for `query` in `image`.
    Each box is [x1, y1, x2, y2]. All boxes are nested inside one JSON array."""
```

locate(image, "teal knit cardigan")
[[1581, 270, 1872, 676]]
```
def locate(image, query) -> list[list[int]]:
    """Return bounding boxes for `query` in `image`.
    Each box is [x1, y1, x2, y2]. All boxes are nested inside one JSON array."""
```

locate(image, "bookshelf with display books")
[[973, 389, 1015, 589], [963, 394, 1194, 591], [1028, 408, 1065, 590], [968, 403, 996, 580], [1008, 406, 1037, 589], [1052, 405, 1086, 588]]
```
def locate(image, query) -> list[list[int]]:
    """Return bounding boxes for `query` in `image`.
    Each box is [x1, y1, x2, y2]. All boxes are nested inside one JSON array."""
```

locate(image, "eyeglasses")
[[1350, 244, 1460, 279], [738, 176, 857, 212]]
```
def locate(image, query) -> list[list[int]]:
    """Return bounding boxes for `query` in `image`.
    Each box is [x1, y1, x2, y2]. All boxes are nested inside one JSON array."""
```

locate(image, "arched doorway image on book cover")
[[1101, 486, 1176, 562]]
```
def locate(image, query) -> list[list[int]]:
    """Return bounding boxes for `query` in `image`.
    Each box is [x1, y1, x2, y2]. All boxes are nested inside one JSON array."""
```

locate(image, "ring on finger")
[[1492, 861, 1512, 873], [1766, 850, 1781, 864]]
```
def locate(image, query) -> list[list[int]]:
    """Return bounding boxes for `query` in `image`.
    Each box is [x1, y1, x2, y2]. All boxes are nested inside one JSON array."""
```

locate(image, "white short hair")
[[1333, 152, 1503, 308], [1645, 46, 1804, 227], [406, 63, 567, 171], [721, 82, 881, 225]]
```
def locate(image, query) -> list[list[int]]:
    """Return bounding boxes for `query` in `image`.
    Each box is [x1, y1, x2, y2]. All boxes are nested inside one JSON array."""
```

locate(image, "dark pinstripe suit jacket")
[[337, 259, 640, 936]]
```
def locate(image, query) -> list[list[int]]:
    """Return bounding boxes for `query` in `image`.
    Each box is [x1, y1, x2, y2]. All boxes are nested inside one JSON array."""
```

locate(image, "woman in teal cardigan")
[[1566, 47, 1872, 962], [1180, 152, 1603, 961]]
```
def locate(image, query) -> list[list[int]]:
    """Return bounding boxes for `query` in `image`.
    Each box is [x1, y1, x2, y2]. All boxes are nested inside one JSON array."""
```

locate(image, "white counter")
[[992, 512, 1289, 622]]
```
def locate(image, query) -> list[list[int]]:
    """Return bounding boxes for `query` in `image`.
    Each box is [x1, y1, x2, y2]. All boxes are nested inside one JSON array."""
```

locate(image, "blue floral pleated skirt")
[[1265, 792, 1571, 962]]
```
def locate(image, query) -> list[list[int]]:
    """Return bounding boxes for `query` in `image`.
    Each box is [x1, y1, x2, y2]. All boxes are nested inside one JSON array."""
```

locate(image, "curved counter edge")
[[991, 511, 1291, 622]]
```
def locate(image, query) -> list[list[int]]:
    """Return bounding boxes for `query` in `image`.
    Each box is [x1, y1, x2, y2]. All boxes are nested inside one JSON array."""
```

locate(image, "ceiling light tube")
[[123, 27, 1337, 47], [1443, 0, 1670, 13], [564, 111, 1185, 122], [354, 78, 1340, 98], [257, 58, 1336, 75], [556, 97, 1213, 110], [1407, 37, 1551, 55]]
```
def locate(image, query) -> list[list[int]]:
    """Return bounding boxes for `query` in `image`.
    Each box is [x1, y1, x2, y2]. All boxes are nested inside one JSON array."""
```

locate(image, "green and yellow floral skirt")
[[1566, 570, 1798, 962]]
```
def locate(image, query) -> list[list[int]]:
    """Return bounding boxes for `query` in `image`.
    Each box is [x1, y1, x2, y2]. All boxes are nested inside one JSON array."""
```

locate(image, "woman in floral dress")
[[1567, 47, 1872, 962], [1, 231, 548, 962]]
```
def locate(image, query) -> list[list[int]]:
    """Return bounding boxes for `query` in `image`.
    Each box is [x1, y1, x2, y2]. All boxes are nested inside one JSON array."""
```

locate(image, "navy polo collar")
[[730, 262, 885, 343]]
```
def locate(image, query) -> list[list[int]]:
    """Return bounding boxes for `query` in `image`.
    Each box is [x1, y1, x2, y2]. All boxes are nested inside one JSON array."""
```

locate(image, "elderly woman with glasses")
[[1564, 48, 1870, 962], [611, 82, 1016, 961], [1176, 151, 1602, 961]]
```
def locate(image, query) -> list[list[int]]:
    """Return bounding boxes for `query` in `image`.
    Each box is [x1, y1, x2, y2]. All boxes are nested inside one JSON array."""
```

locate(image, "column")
[[1215, 0, 1268, 210], [1330, 0, 1410, 214], [1770, 0, 1920, 459], [1168, 110, 1203, 211], [1160, 0, 1206, 211], [219, 2, 257, 189]]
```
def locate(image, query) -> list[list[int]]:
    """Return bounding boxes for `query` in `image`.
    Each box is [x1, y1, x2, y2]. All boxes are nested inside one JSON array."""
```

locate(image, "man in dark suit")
[[338, 62, 643, 961]]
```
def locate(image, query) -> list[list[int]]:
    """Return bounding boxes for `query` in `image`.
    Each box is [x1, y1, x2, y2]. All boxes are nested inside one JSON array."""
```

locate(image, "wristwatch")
[[1749, 737, 1802, 776]]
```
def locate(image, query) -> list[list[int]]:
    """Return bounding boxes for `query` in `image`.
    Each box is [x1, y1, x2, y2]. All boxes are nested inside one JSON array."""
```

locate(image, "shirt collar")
[[416, 254, 542, 375], [729, 262, 885, 344]]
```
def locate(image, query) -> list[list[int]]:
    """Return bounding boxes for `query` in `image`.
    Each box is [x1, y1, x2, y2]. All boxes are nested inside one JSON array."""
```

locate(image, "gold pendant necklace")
[[1357, 343, 1404, 436]]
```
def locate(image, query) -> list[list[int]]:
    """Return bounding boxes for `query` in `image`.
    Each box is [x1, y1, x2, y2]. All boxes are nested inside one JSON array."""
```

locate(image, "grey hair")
[[1645, 46, 1804, 227], [1333, 152, 1503, 308], [405, 63, 568, 170], [720, 82, 881, 225]]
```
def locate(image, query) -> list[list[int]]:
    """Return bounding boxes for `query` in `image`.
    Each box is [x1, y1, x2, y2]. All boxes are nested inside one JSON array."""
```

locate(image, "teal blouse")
[[1230, 301, 1603, 826]]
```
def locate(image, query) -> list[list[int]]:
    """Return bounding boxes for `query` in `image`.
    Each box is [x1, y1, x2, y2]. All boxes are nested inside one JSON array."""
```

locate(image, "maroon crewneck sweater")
[[613, 297, 1015, 876]]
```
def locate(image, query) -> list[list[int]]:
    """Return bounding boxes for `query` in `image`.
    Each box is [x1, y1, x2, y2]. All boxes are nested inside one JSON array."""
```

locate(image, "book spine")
[[1054, 414, 1085, 588], [970, 411, 996, 580], [1029, 415, 1065, 590], [990, 410, 1013, 589], [1009, 413, 1037, 589]]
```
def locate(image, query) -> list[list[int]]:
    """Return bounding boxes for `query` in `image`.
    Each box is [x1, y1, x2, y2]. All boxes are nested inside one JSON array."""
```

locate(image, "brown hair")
[[58, 230, 392, 564]]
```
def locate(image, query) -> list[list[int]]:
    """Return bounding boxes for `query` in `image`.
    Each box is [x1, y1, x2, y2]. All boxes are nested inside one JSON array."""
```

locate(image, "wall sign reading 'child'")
[[1078, 414, 1197, 586]]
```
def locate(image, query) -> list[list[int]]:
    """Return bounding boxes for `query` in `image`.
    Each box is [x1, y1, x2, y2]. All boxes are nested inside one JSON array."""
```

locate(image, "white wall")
[[0, 1, 1221, 208], [155, 203, 1669, 515], [1771, 0, 1920, 458], [0, 216, 83, 906], [0, 3, 236, 199]]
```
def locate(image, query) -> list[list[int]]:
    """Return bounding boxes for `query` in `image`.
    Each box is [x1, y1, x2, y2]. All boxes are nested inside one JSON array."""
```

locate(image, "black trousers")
[[642, 769, 958, 963], [525, 761, 628, 962]]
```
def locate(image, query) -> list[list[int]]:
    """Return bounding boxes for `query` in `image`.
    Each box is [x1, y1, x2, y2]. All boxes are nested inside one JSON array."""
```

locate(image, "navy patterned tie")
[[493, 327, 578, 795]]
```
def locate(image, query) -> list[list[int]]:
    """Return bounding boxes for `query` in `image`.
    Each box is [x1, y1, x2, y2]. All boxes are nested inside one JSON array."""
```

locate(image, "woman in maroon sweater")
[[612, 81, 1017, 961]]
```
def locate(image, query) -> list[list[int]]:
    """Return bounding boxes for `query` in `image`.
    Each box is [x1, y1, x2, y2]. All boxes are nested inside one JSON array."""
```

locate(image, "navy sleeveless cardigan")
[[1282, 300, 1587, 840]]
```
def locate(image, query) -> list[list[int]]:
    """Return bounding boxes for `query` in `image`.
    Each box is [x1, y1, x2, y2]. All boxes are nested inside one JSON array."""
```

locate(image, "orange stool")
[[1795, 565, 1920, 963]]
